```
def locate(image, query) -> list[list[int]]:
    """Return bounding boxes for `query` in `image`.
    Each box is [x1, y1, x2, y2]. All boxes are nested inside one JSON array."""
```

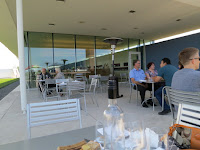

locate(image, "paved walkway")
[[0, 80, 19, 100], [0, 84, 172, 145]]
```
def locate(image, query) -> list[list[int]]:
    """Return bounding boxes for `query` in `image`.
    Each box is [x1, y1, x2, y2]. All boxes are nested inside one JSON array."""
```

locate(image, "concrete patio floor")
[[0, 84, 172, 145]]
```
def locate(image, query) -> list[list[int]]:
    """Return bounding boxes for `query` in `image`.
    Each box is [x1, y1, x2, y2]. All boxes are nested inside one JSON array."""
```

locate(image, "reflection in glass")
[[96, 36, 111, 76], [76, 35, 94, 73], [54, 34, 75, 73], [29, 32, 53, 88]]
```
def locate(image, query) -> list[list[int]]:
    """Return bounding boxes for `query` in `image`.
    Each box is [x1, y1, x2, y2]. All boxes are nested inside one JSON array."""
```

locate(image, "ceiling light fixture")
[[176, 19, 181, 21], [79, 21, 85, 24], [129, 10, 136, 14], [48, 23, 55, 26], [101, 28, 107, 30], [56, 0, 65, 2]]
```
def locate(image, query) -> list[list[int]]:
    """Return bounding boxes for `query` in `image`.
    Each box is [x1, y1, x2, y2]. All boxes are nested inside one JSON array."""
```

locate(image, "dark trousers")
[[134, 84, 147, 103], [155, 86, 170, 110]]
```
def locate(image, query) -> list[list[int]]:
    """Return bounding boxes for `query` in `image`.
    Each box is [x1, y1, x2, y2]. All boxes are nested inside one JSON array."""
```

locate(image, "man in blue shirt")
[[129, 60, 149, 107], [153, 58, 178, 115]]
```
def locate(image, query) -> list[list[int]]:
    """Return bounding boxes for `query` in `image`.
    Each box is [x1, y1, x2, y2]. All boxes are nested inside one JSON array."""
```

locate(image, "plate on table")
[[139, 80, 147, 83]]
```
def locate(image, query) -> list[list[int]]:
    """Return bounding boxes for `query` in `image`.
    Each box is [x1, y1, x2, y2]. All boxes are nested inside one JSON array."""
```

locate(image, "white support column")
[[16, 0, 27, 113]]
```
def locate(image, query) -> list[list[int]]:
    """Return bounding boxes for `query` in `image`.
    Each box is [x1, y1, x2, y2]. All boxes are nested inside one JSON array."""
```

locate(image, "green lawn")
[[0, 78, 19, 89]]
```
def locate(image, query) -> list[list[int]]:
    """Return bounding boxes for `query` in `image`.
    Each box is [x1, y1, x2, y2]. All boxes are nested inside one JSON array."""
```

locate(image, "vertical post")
[[94, 36, 96, 75], [142, 39, 146, 72], [16, 0, 27, 113]]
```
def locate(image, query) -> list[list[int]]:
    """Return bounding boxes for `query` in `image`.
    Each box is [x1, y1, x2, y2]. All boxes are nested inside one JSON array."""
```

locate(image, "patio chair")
[[56, 79, 69, 98], [176, 103, 200, 128], [119, 73, 128, 86], [67, 81, 87, 113], [45, 79, 59, 101], [129, 80, 139, 105], [99, 75, 109, 93], [27, 98, 82, 139], [165, 86, 200, 123], [84, 78, 98, 107]]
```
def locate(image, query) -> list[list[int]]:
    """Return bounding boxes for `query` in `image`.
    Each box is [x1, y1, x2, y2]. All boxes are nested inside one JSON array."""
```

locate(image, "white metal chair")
[[119, 73, 128, 85], [176, 103, 200, 128], [99, 76, 109, 92], [162, 86, 168, 111], [56, 79, 69, 98], [44, 79, 59, 101], [27, 99, 82, 139], [165, 86, 200, 123], [84, 78, 98, 107], [129, 81, 139, 105], [67, 81, 87, 113]]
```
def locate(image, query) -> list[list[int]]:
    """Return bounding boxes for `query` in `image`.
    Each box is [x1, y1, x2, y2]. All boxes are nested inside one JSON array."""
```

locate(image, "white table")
[[0, 126, 95, 150]]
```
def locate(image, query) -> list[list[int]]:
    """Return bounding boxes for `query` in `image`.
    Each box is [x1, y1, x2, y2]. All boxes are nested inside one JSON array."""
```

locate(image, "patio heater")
[[103, 37, 123, 98]]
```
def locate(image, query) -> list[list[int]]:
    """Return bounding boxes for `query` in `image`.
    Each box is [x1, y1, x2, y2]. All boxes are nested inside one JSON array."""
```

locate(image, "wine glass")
[[124, 120, 146, 150], [147, 127, 168, 150]]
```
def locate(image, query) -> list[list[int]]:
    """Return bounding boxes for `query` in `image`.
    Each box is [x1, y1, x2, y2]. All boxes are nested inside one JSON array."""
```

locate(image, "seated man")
[[172, 47, 200, 91], [54, 67, 65, 79], [129, 60, 149, 108], [153, 58, 178, 115], [39, 68, 53, 92], [40, 68, 52, 80]]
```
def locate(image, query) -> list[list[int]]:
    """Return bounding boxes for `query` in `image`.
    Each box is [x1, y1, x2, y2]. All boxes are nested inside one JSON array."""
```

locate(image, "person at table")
[[172, 47, 200, 91], [145, 62, 159, 106], [145, 62, 158, 79], [54, 67, 65, 79], [178, 61, 184, 70], [40, 68, 52, 80], [129, 60, 149, 108], [152, 58, 178, 115]]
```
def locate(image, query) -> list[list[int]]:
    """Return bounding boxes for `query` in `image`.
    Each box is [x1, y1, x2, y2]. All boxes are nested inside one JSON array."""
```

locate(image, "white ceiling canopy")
[[4, 0, 200, 41]]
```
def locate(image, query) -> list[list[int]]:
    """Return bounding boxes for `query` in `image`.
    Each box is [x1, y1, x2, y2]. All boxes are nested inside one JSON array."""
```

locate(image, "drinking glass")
[[95, 121, 104, 147], [148, 127, 168, 150], [124, 120, 146, 150]]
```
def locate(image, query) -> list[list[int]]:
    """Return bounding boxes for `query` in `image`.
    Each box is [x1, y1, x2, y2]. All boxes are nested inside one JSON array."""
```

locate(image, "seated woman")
[[145, 62, 160, 106], [145, 62, 158, 79], [54, 67, 65, 79]]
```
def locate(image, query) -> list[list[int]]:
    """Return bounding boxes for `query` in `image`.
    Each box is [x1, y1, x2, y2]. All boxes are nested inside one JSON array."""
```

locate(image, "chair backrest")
[[45, 79, 56, 88], [89, 75, 99, 80], [120, 73, 128, 81], [100, 76, 109, 82], [165, 86, 200, 121], [89, 78, 98, 92], [55, 79, 69, 84], [27, 99, 82, 139], [176, 103, 200, 128], [166, 86, 200, 106], [67, 81, 85, 91]]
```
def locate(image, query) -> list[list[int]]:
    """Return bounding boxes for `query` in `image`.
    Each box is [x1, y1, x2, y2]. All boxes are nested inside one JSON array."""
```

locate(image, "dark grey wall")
[[146, 33, 200, 70]]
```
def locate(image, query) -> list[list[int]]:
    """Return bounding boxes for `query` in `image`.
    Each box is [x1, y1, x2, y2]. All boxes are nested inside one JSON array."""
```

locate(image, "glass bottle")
[[103, 78, 125, 150]]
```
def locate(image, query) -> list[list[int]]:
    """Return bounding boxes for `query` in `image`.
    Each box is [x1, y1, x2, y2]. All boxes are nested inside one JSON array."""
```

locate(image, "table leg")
[[152, 83, 155, 111]]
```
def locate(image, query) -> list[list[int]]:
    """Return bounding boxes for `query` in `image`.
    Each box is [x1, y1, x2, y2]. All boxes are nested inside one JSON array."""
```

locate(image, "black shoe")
[[147, 99, 157, 106], [158, 109, 171, 115], [142, 103, 148, 108]]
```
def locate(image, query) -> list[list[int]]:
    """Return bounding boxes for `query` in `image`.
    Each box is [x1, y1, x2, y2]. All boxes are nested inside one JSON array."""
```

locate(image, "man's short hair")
[[162, 58, 171, 64], [179, 47, 199, 66], [133, 59, 139, 66]]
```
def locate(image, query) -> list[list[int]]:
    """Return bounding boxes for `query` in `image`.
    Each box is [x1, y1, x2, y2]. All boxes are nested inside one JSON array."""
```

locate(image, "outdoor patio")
[[0, 84, 172, 145]]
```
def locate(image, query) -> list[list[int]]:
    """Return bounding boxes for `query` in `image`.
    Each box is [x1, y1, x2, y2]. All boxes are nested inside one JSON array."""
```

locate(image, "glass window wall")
[[54, 34, 75, 77], [29, 32, 53, 87], [76, 35, 95, 74]]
